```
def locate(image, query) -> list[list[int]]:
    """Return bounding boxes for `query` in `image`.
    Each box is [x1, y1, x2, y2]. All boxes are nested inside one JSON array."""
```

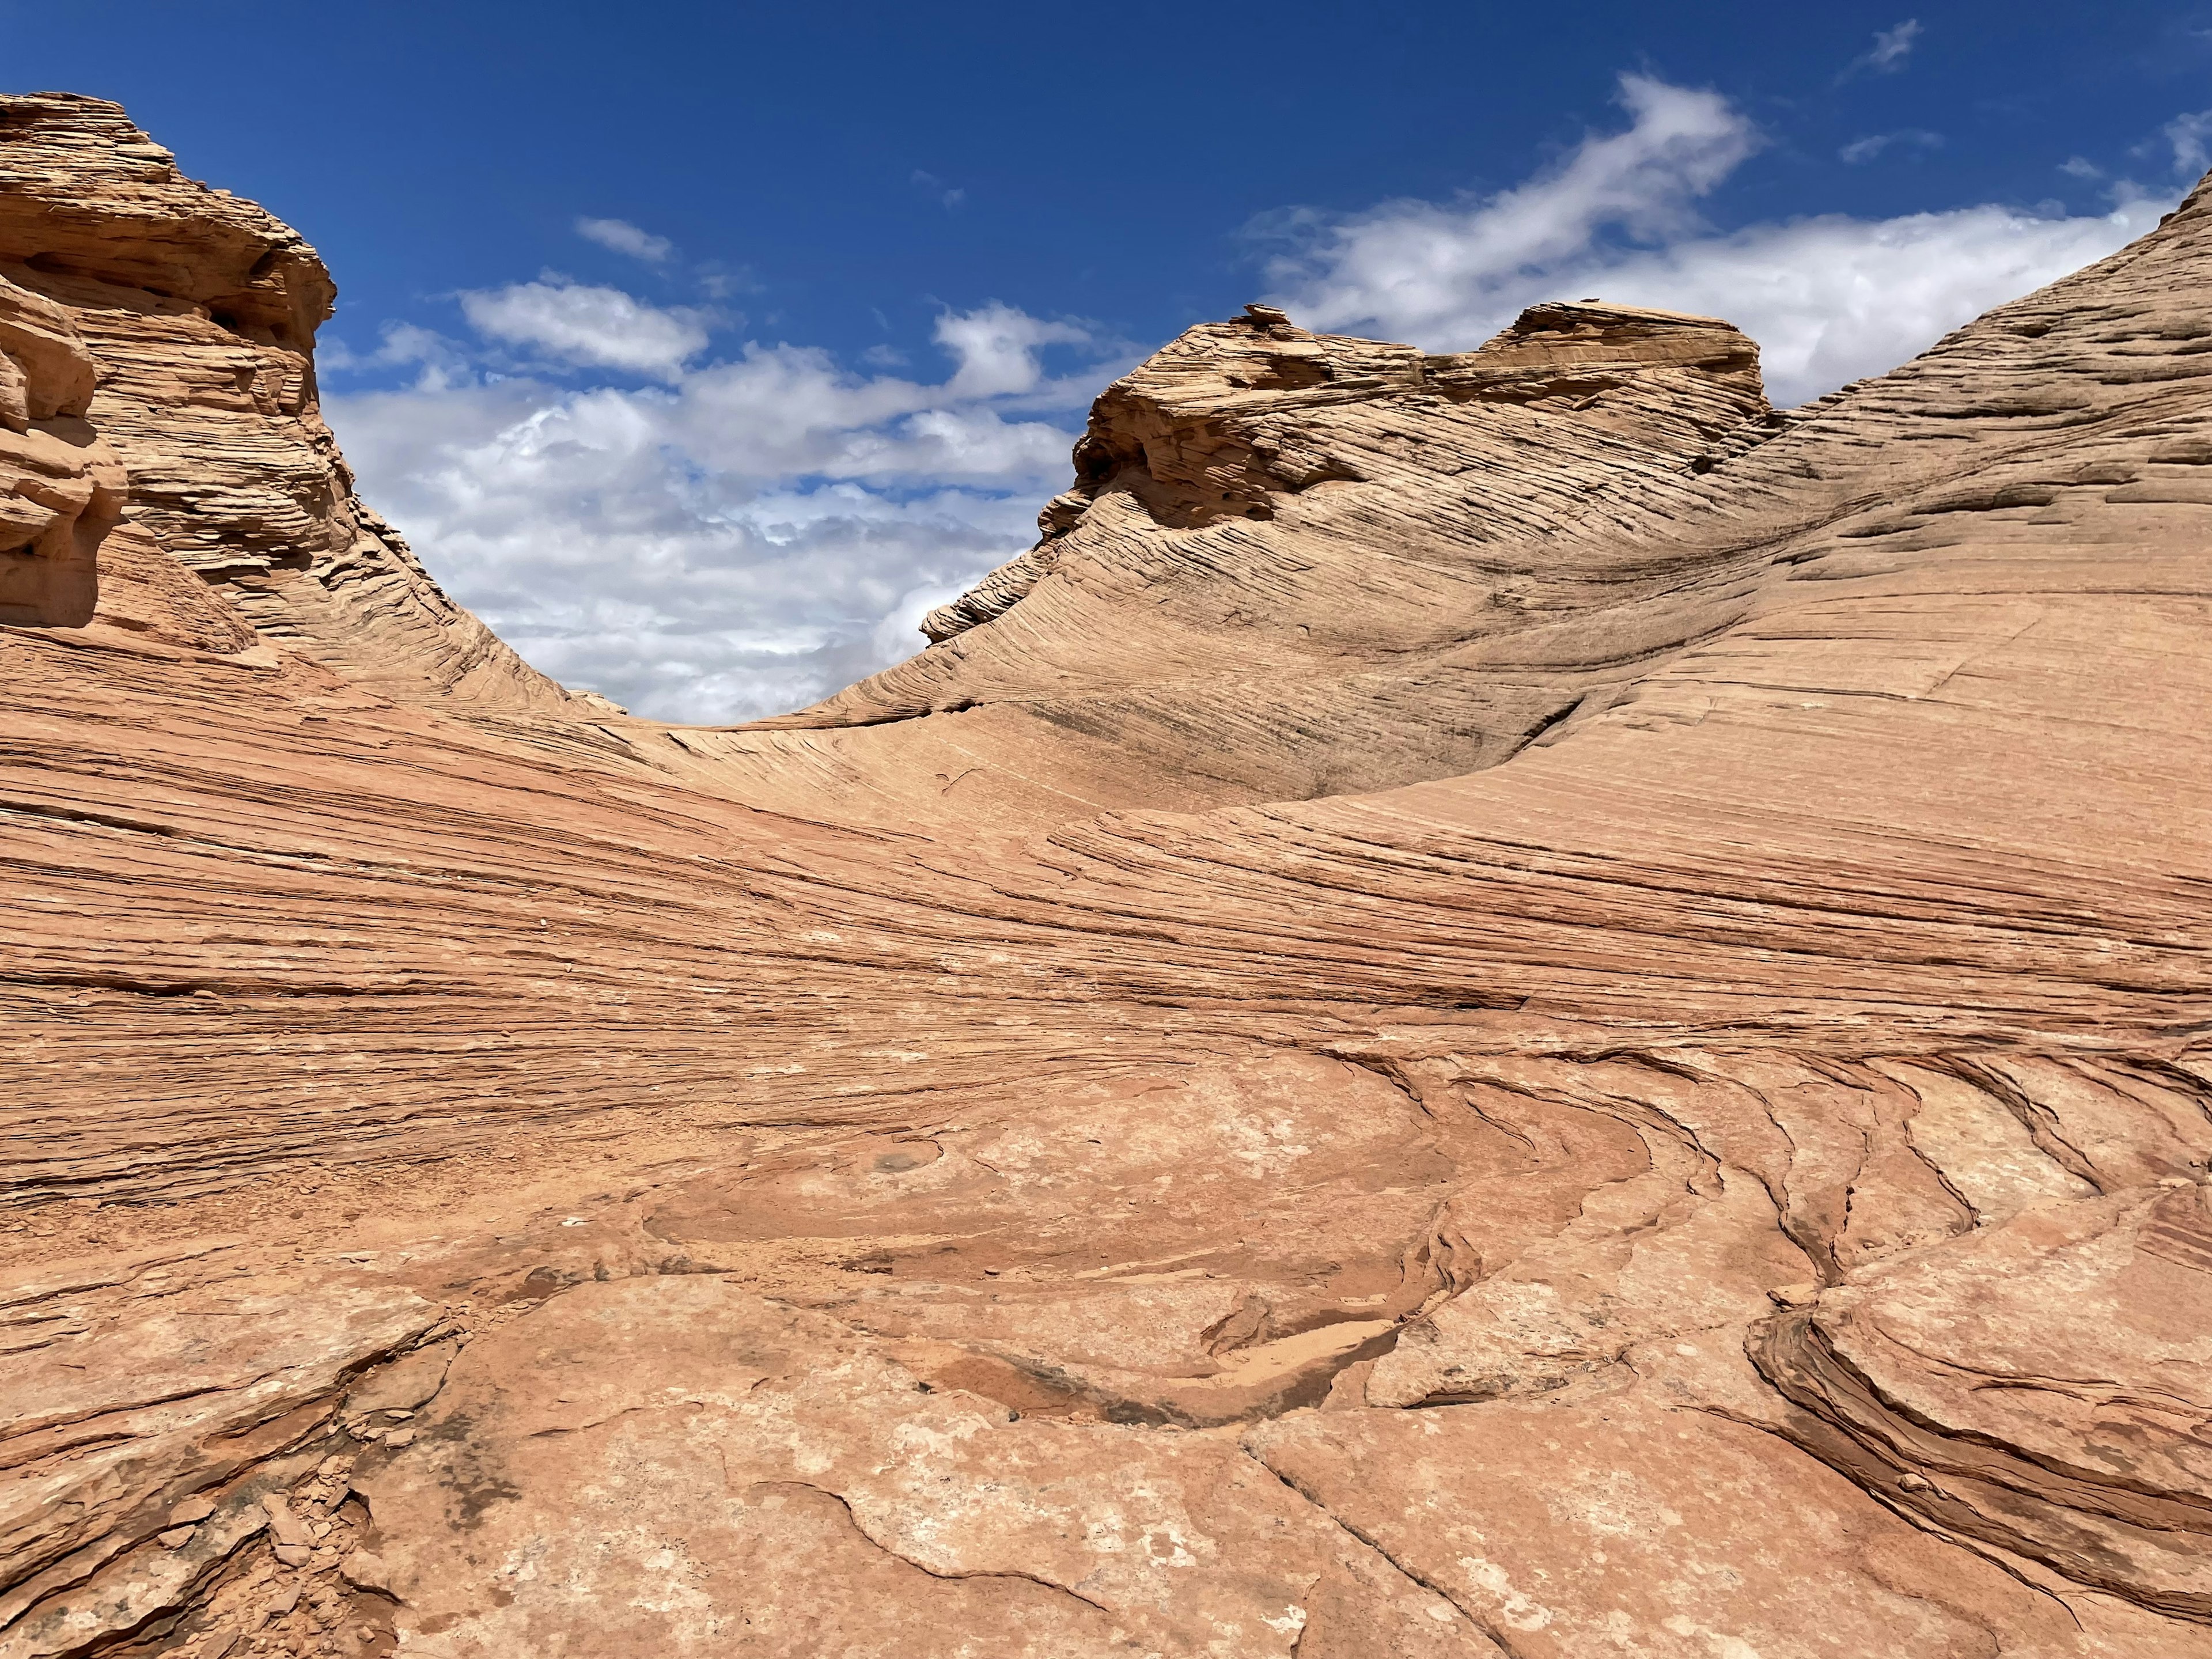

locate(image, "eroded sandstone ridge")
[[3, 92, 2211, 1659], [0, 94, 568, 706]]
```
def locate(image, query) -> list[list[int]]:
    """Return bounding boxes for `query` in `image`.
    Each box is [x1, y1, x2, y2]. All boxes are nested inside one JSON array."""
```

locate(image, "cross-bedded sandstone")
[[2, 92, 2210, 1659]]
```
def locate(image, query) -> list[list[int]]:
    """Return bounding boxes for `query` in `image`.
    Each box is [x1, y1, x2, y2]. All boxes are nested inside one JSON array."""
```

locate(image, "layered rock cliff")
[[0, 93, 567, 708], [4, 93, 2211, 1659]]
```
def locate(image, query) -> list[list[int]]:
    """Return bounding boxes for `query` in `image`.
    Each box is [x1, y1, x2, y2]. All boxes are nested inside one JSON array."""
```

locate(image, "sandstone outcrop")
[[0, 270, 119, 627], [3, 93, 2211, 1658], [736, 296, 1780, 814], [0, 93, 569, 708]]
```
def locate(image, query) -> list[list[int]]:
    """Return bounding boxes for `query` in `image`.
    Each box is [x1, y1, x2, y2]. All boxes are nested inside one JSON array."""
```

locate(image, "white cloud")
[[575, 217, 675, 262], [457, 278, 714, 378], [1260, 73, 2175, 406], [2166, 110, 2212, 177], [872, 577, 969, 664], [1556, 199, 2166, 404], [328, 301, 1109, 723], [911, 170, 966, 209], [319, 321, 473, 387], [935, 302, 1094, 397], [1255, 75, 1756, 351], [1866, 18, 1923, 71], [329, 74, 2192, 726], [1839, 129, 1942, 165]]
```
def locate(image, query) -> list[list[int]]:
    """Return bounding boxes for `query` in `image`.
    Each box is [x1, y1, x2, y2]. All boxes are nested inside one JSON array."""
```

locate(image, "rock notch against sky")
[[320, 70, 2180, 728], [3, 89, 2212, 1659]]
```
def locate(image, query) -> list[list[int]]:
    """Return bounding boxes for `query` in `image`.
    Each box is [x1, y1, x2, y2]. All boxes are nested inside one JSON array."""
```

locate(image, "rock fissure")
[[757, 1480, 1121, 1617], [1245, 1451, 1528, 1659]]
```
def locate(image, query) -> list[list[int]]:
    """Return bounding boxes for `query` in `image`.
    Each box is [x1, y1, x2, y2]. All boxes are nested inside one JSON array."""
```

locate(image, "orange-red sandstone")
[[3, 91, 2211, 1659]]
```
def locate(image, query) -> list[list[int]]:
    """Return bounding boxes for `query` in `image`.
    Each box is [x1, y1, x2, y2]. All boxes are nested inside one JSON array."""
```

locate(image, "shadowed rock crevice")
[[0, 270, 120, 626]]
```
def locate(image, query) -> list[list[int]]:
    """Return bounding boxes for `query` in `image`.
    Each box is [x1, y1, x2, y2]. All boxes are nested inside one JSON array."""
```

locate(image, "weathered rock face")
[[0, 271, 120, 626], [0, 93, 569, 708], [3, 93, 2212, 1659], [919, 297, 1768, 641], [744, 296, 1781, 810]]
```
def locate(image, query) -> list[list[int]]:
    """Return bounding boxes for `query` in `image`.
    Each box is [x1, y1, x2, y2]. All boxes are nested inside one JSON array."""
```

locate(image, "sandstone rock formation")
[[0, 268, 120, 628], [0, 94, 569, 707], [3, 92, 2210, 1659]]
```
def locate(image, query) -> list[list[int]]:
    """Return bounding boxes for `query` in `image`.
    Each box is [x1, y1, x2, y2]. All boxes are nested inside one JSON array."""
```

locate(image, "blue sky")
[[7, 2, 2211, 721]]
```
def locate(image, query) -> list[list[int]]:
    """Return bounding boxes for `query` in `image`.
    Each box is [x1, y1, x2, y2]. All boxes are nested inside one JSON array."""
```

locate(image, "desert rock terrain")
[[3, 90, 2211, 1658]]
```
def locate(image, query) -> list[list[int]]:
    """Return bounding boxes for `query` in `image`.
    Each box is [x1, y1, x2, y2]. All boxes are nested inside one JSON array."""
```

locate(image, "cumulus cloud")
[[328, 300, 1111, 723], [328, 71, 2190, 726], [1260, 73, 2174, 406], [1253, 77, 1756, 349], [935, 302, 1094, 397], [457, 279, 714, 378], [318, 321, 474, 386], [1559, 200, 2165, 404], [575, 217, 675, 262]]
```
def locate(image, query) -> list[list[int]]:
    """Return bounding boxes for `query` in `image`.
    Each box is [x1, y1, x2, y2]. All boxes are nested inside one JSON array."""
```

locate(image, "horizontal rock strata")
[[2, 93, 2210, 1659]]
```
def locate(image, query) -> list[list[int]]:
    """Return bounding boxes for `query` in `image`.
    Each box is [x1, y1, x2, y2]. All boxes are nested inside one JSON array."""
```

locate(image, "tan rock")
[[0, 1241, 435, 1652], [0, 272, 120, 626], [0, 92, 566, 700], [260, 1494, 312, 1551], [1758, 1181, 2212, 1616], [339, 1338, 457, 1417], [339, 1547, 388, 1583], [5, 88, 2212, 1659], [1247, 1388, 2174, 1656], [755, 296, 1778, 819], [357, 1277, 1495, 1657]]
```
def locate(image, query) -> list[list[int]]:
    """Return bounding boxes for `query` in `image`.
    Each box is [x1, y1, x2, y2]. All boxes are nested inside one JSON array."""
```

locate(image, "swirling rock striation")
[[2, 93, 2211, 1659]]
